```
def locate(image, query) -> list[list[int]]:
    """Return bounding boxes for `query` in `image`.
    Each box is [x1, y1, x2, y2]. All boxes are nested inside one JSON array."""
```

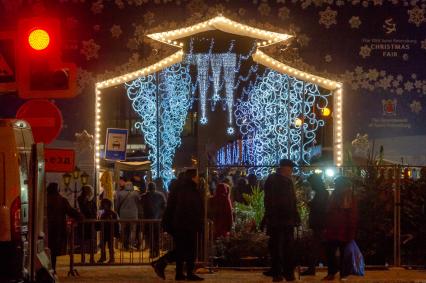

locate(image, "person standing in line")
[[301, 174, 329, 276], [77, 185, 97, 225], [232, 177, 251, 204], [77, 185, 97, 261], [323, 177, 358, 281], [248, 173, 259, 190], [115, 180, 139, 250], [263, 159, 300, 282], [134, 178, 145, 250], [208, 183, 233, 239], [154, 169, 204, 281], [47, 183, 82, 273], [140, 182, 166, 258], [98, 198, 119, 263]]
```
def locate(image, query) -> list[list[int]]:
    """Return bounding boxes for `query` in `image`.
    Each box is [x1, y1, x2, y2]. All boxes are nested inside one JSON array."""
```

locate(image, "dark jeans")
[[158, 249, 176, 264], [325, 240, 347, 277], [268, 226, 296, 279], [51, 253, 57, 271], [307, 230, 325, 269], [156, 241, 176, 267], [145, 222, 160, 257], [100, 239, 114, 260], [175, 231, 197, 276], [121, 223, 135, 249]]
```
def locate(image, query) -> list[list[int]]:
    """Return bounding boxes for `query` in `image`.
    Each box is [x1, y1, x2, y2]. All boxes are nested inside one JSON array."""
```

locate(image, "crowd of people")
[[46, 160, 360, 282]]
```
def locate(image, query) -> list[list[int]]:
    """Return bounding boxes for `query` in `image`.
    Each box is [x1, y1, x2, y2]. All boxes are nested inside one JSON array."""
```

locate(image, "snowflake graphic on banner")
[[408, 6, 425, 27], [80, 39, 101, 61], [319, 7, 337, 28], [115, 0, 125, 9], [278, 7, 290, 20], [91, 0, 104, 14], [349, 16, 362, 28], [110, 25, 122, 38], [410, 100, 422, 114], [421, 39, 426, 50], [359, 45, 372, 58]]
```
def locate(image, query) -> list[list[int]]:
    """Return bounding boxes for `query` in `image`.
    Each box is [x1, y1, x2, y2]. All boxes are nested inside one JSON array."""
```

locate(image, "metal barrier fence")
[[67, 219, 214, 276]]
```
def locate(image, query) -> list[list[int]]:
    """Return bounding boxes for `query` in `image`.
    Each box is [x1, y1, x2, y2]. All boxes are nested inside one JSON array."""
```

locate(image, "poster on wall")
[[105, 128, 128, 161]]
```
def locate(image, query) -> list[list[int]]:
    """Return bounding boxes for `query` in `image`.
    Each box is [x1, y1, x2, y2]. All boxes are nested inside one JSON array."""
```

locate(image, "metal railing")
[[67, 219, 214, 276]]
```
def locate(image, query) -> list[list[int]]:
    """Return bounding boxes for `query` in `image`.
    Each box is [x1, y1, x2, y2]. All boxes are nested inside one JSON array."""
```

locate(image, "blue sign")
[[105, 128, 128, 161]]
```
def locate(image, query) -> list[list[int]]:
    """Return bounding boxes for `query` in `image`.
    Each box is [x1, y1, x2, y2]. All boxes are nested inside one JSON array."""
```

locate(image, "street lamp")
[[72, 166, 81, 208], [80, 171, 89, 186], [63, 172, 72, 188]]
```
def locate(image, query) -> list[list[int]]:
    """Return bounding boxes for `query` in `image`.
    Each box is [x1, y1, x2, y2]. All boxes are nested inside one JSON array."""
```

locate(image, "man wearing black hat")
[[263, 159, 300, 282]]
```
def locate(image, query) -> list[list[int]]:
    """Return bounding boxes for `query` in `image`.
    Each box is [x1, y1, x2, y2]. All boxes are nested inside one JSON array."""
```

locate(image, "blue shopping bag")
[[342, 240, 365, 276]]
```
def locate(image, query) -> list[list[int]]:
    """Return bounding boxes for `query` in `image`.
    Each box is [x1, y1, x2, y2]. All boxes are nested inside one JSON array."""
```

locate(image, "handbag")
[[342, 240, 365, 276]]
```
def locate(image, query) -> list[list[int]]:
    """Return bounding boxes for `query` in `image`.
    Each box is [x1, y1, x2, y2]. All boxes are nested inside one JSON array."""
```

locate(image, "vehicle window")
[[14, 128, 31, 226]]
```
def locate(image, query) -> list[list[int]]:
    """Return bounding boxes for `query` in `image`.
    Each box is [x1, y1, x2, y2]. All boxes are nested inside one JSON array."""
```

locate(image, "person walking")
[[323, 177, 358, 281], [156, 169, 204, 281], [151, 172, 185, 280], [208, 183, 233, 239], [301, 174, 329, 276], [47, 183, 82, 273], [115, 181, 139, 250], [263, 159, 300, 282], [98, 198, 119, 263], [140, 182, 166, 258]]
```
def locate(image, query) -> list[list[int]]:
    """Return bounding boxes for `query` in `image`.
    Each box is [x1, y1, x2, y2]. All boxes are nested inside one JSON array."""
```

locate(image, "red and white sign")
[[44, 148, 74, 172], [16, 99, 63, 144]]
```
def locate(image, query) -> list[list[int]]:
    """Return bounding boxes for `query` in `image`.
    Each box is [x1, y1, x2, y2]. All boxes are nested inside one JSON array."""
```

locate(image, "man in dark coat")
[[301, 173, 329, 276], [263, 159, 300, 282], [158, 169, 204, 281], [77, 185, 97, 261], [47, 183, 82, 272], [140, 182, 166, 258], [151, 172, 185, 280]]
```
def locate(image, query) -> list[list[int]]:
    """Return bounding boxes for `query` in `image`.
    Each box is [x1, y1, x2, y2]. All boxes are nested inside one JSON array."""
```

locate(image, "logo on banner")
[[382, 99, 397, 116], [383, 18, 397, 34], [105, 128, 128, 161]]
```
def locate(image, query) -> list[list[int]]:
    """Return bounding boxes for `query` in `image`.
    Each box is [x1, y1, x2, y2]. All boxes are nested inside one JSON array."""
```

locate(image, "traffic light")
[[16, 17, 77, 99]]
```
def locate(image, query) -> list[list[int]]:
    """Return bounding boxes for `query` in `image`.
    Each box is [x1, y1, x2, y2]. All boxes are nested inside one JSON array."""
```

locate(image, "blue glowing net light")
[[125, 63, 191, 186], [231, 69, 329, 178]]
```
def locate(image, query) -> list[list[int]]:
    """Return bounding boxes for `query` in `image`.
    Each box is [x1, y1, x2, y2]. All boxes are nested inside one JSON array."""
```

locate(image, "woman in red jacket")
[[208, 183, 233, 239], [323, 177, 358, 281]]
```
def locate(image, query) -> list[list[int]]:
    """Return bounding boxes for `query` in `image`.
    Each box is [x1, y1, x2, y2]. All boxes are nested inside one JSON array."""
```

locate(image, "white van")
[[0, 119, 54, 282]]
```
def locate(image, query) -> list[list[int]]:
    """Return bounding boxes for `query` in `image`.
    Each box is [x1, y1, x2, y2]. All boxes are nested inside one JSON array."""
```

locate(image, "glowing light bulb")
[[321, 107, 331, 117]]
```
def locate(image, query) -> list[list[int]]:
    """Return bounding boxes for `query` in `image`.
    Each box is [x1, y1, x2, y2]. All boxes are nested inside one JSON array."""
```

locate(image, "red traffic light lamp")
[[16, 17, 77, 99], [28, 29, 50, 51]]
